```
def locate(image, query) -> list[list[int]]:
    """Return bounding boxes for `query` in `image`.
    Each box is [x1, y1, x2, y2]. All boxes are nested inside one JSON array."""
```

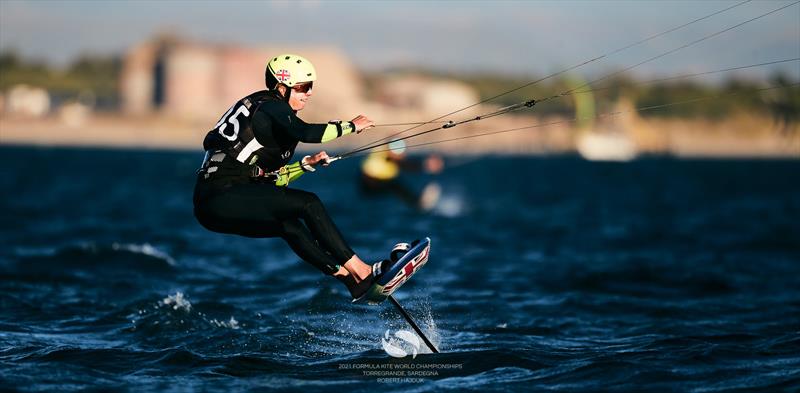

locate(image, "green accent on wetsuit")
[[320, 121, 356, 143], [274, 161, 306, 186]]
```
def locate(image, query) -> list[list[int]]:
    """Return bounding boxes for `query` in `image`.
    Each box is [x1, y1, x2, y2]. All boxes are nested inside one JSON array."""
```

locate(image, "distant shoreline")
[[1, 114, 798, 158]]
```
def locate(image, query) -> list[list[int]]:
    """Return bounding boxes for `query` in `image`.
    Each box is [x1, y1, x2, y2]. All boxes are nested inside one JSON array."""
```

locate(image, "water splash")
[[132, 292, 244, 331], [415, 296, 442, 353], [209, 317, 240, 330], [159, 292, 192, 312], [375, 296, 442, 355]]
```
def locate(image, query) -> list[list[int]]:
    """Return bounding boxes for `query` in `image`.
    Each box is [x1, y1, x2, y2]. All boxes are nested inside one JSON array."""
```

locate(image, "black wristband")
[[328, 120, 343, 137]]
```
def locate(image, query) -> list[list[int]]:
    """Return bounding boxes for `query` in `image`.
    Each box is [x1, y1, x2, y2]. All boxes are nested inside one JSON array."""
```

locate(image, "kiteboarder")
[[193, 54, 382, 299]]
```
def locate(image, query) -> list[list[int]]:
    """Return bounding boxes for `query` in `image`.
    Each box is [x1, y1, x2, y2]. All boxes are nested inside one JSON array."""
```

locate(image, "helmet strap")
[[275, 84, 291, 103]]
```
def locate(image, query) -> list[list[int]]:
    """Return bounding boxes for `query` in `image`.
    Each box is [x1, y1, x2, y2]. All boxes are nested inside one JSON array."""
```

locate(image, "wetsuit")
[[193, 90, 358, 275]]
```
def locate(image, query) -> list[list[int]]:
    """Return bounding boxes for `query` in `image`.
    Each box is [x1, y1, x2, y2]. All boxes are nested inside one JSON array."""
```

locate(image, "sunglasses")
[[292, 82, 313, 93]]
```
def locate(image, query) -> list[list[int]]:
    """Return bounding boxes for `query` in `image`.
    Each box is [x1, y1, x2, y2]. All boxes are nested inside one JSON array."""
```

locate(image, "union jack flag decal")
[[276, 69, 291, 82], [382, 245, 430, 295]]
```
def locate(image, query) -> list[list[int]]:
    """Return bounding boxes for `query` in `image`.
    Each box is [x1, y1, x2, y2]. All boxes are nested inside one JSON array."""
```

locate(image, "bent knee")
[[279, 220, 306, 238], [299, 192, 324, 212], [299, 191, 321, 205]]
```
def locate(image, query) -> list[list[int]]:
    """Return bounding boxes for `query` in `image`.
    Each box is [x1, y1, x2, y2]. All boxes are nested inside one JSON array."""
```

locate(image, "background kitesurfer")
[[359, 140, 444, 211]]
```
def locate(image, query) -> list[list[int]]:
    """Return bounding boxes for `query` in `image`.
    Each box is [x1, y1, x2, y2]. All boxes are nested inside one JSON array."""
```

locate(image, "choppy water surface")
[[1, 146, 799, 392]]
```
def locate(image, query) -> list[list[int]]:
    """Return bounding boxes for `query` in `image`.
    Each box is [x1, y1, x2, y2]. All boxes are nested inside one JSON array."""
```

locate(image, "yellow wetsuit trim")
[[320, 121, 355, 143], [274, 161, 305, 186]]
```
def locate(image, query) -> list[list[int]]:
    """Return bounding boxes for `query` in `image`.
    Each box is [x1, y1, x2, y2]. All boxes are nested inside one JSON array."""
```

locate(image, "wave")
[[9, 242, 177, 280], [14, 241, 175, 263], [110, 243, 177, 266]]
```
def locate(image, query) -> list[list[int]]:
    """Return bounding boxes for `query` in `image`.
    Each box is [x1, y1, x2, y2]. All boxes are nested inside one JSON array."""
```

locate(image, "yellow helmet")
[[265, 54, 317, 89]]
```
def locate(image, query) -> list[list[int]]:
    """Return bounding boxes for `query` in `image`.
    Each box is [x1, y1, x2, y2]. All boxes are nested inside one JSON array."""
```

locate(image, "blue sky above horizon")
[[1, 0, 798, 81]]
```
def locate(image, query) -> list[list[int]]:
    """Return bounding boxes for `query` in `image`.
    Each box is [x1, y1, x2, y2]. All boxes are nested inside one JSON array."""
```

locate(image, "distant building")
[[374, 75, 480, 117], [120, 36, 365, 121], [6, 84, 50, 118]]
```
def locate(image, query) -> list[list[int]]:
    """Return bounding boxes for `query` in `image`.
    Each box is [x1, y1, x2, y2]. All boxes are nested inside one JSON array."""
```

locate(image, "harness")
[[197, 91, 285, 184], [197, 149, 280, 182]]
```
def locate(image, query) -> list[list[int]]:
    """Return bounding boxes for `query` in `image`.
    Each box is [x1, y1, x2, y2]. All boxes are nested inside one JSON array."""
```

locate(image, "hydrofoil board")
[[353, 237, 431, 305]]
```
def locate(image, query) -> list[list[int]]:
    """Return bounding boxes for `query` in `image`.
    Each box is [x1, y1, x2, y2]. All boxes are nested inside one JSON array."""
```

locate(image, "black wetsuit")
[[193, 90, 357, 275]]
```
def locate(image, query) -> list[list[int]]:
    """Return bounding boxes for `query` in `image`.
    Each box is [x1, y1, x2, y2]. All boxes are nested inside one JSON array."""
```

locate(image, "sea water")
[[1, 146, 799, 392]]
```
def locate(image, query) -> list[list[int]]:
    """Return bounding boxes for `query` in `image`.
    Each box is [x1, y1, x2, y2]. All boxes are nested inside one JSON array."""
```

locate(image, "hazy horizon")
[[1, 0, 798, 81]]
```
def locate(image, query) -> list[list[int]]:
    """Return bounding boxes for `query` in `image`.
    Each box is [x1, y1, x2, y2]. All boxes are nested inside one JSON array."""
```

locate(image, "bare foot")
[[342, 255, 372, 282], [333, 256, 374, 298], [333, 267, 357, 292]]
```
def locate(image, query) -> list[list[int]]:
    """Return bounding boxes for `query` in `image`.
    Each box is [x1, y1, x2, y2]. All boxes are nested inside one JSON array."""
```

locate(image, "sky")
[[1, 0, 798, 81]]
